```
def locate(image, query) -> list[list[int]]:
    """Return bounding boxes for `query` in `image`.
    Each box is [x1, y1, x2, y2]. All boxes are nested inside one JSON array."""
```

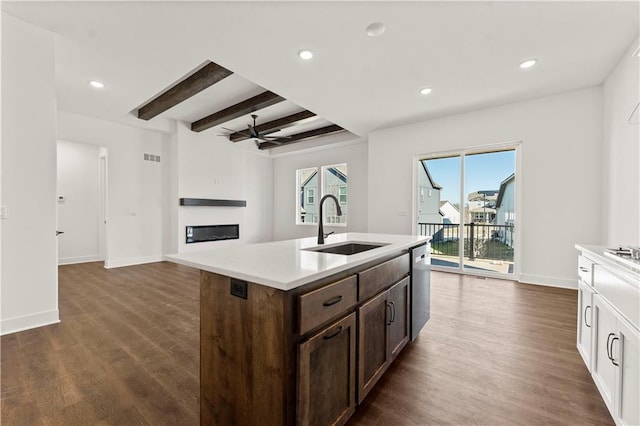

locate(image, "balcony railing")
[[418, 222, 514, 261]]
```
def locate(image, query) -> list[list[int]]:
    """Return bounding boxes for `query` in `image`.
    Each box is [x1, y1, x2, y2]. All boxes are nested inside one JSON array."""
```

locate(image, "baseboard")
[[1, 309, 60, 336], [58, 255, 103, 265], [104, 255, 164, 269], [519, 274, 577, 290]]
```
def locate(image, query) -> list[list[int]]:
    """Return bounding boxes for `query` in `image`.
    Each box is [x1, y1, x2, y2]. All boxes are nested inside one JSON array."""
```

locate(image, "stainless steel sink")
[[303, 242, 388, 255]]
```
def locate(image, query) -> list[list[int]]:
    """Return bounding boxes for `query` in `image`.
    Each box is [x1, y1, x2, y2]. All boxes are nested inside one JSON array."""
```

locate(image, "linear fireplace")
[[186, 224, 239, 244]]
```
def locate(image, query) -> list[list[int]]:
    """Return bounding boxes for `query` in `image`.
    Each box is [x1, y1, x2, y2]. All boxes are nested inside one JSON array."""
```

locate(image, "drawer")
[[358, 254, 410, 301], [299, 275, 357, 335], [578, 255, 594, 286], [594, 264, 640, 329]]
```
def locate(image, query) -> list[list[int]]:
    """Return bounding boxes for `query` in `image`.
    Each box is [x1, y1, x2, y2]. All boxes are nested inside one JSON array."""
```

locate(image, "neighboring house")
[[417, 161, 442, 224], [467, 190, 498, 223], [495, 173, 516, 246], [299, 170, 318, 223], [300, 166, 347, 224], [439, 201, 460, 224]]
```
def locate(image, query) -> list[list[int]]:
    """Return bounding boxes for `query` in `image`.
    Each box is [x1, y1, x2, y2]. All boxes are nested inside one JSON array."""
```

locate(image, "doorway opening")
[[415, 146, 518, 278], [56, 141, 108, 265]]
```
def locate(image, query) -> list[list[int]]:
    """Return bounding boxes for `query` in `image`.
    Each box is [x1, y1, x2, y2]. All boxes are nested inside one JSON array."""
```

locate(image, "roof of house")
[[300, 169, 317, 187], [300, 166, 347, 188], [496, 173, 516, 208], [326, 166, 347, 183], [468, 190, 498, 201], [420, 161, 442, 190], [440, 200, 459, 212]]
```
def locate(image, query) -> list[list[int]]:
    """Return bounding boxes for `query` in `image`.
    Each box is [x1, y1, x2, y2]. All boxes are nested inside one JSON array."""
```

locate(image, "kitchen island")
[[167, 233, 430, 425]]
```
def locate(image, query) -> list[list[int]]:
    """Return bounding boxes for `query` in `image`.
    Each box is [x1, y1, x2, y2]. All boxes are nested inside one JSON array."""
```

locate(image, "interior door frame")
[[98, 147, 108, 264], [412, 140, 522, 281]]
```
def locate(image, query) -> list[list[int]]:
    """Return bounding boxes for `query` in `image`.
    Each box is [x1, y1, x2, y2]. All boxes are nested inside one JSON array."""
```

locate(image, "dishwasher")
[[410, 243, 431, 341]]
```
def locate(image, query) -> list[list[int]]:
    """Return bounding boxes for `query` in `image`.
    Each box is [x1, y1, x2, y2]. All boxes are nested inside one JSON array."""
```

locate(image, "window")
[[296, 163, 348, 225], [297, 167, 318, 224], [338, 186, 347, 204], [306, 188, 315, 205]]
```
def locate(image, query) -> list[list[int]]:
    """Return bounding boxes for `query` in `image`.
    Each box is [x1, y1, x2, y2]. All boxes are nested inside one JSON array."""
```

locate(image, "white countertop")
[[166, 233, 430, 290], [576, 244, 640, 278]]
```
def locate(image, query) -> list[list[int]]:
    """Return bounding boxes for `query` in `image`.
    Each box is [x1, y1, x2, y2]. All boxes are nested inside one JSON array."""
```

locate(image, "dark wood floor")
[[1, 262, 612, 425]]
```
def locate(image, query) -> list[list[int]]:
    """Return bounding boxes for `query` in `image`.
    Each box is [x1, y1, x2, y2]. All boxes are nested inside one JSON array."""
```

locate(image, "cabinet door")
[[298, 313, 357, 426], [388, 277, 410, 361], [617, 318, 639, 426], [357, 291, 390, 403], [577, 280, 594, 370], [592, 296, 619, 414]]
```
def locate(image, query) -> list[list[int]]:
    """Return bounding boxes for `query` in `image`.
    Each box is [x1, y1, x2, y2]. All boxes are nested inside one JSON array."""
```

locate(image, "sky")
[[424, 150, 515, 203]]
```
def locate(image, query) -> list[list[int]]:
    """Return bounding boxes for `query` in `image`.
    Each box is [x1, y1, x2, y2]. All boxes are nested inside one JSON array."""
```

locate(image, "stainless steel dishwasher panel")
[[410, 243, 431, 341]]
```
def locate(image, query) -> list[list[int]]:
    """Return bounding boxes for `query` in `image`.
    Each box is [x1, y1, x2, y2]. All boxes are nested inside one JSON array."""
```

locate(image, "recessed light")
[[88, 80, 105, 89], [518, 59, 537, 69], [298, 50, 314, 60], [419, 87, 433, 95], [366, 22, 386, 37]]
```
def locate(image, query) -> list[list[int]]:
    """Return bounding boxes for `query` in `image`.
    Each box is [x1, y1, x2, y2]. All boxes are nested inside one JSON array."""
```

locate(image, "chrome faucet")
[[318, 194, 343, 244]]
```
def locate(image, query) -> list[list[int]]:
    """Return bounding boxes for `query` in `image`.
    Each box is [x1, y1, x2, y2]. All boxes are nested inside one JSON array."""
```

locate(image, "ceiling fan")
[[221, 114, 290, 146]]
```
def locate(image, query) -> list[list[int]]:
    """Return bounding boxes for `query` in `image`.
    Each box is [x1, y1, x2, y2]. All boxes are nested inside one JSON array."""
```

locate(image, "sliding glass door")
[[417, 155, 461, 269], [417, 148, 516, 276]]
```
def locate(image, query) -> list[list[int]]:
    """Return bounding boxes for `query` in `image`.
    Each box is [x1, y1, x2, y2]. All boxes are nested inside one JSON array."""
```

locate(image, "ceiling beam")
[[137, 61, 233, 121], [229, 110, 317, 142], [191, 91, 285, 132], [258, 124, 345, 150]]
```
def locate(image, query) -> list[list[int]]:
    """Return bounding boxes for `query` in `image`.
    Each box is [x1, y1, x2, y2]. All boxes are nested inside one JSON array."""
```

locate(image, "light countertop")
[[576, 244, 640, 279], [166, 233, 430, 290]]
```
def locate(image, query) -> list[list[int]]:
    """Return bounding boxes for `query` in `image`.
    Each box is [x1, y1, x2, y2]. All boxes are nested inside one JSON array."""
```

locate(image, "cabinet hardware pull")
[[610, 336, 620, 366], [584, 306, 591, 328], [323, 326, 343, 340], [579, 267, 589, 273], [606, 333, 615, 361], [390, 301, 396, 323], [322, 295, 343, 307]]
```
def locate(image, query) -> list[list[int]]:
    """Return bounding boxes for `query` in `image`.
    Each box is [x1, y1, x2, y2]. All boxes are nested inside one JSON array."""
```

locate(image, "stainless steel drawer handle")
[[610, 336, 619, 366], [584, 305, 591, 328], [606, 333, 615, 361], [323, 295, 343, 307]]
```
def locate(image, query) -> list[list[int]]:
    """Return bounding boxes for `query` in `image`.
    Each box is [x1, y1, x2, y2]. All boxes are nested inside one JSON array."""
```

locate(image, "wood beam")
[[258, 124, 345, 150], [137, 62, 233, 121], [229, 110, 317, 142], [191, 91, 285, 132]]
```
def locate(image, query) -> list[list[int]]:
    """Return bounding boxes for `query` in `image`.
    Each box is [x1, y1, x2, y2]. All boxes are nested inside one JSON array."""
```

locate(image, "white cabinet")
[[592, 295, 621, 412], [593, 295, 640, 426], [617, 318, 639, 426], [577, 280, 595, 369], [576, 247, 640, 426]]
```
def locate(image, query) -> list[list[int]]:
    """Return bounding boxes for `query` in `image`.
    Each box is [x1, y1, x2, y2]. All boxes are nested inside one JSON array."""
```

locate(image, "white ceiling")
[[3, 1, 639, 146]]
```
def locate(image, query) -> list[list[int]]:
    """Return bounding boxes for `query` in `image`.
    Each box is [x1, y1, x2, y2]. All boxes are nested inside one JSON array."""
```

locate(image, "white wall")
[[369, 87, 604, 288], [1, 14, 59, 334], [57, 111, 171, 268], [174, 122, 273, 253], [272, 140, 368, 241], [603, 37, 640, 247], [57, 140, 101, 264]]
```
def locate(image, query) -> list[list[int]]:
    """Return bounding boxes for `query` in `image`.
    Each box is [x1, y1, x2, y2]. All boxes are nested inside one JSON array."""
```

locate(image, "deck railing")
[[418, 222, 514, 261]]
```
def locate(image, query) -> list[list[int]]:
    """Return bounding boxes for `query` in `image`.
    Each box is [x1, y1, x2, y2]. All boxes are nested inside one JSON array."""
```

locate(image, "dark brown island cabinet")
[[199, 250, 414, 425]]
